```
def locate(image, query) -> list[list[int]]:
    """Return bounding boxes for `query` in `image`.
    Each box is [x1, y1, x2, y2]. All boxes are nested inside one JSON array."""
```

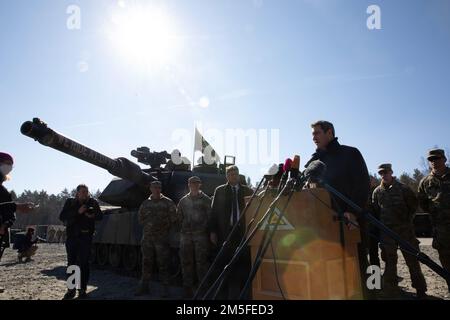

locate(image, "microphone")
[[290, 155, 300, 179], [264, 164, 280, 178], [304, 160, 326, 182], [283, 158, 292, 173], [277, 158, 292, 193], [294, 160, 327, 189]]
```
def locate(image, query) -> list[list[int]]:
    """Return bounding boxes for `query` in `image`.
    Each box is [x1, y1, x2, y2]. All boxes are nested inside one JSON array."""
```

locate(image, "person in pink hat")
[[1, 152, 35, 267]]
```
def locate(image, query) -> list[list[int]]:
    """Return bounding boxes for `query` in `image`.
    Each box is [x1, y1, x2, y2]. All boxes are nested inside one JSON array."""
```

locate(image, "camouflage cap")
[[151, 180, 162, 187], [188, 176, 202, 183], [427, 148, 446, 161], [377, 163, 393, 173]]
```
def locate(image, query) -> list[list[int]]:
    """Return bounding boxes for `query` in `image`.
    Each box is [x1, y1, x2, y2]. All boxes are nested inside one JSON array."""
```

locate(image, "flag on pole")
[[194, 127, 220, 164]]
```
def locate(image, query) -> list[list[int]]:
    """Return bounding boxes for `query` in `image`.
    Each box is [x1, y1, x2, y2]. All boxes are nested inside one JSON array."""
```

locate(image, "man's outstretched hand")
[[16, 202, 36, 213]]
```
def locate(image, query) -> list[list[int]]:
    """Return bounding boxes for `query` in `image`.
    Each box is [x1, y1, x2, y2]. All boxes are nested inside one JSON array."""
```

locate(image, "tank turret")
[[21, 118, 159, 208]]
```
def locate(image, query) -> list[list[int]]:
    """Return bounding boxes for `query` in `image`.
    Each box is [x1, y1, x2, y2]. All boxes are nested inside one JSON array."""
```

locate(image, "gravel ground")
[[0, 243, 182, 300], [378, 238, 449, 300], [0, 241, 448, 300]]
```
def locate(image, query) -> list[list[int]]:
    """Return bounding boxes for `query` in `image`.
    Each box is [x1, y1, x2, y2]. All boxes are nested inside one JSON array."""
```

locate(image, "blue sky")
[[1, 0, 449, 195]]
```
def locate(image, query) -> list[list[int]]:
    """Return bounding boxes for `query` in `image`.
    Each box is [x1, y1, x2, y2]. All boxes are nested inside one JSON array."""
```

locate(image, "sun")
[[108, 5, 178, 68]]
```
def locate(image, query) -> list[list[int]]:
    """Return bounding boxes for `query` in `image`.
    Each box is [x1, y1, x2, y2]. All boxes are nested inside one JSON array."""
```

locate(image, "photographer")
[[59, 184, 102, 299]]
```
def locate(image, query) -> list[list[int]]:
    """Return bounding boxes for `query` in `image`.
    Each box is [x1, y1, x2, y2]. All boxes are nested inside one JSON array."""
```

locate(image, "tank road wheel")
[[61, 231, 67, 243], [122, 246, 139, 272], [97, 244, 109, 267], [47, 229, 55, 243], [109, 244, 122, 268], [55, 230, 63, 243]]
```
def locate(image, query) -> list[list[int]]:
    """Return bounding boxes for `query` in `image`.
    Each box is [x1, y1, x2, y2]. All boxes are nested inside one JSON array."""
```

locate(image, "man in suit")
[[209, 165, 254, 299]]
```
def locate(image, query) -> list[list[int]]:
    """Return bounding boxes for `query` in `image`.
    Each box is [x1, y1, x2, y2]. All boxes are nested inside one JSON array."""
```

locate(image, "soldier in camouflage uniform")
[[418, 149, 450, 294], [367, 176, 381, 267], [177, 176, 212, 298], [135, 181, 177, 297], [372, 164, 427, 298]]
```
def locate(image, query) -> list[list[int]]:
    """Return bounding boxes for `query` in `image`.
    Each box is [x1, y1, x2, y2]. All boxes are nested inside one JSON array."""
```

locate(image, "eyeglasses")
[[428, 157, 442, 162]]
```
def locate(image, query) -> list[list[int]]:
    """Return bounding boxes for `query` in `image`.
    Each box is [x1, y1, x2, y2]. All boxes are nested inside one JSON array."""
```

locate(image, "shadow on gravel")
[[40, 265, 184, 300], [41, 265, 66, 280]]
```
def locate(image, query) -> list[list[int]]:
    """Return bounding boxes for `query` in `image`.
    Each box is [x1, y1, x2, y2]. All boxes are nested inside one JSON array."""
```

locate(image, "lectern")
[[246, 188, 363, 300]]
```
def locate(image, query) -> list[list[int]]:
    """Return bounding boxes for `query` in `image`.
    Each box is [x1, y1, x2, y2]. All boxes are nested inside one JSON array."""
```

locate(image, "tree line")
[[10, 188, 106, 230]]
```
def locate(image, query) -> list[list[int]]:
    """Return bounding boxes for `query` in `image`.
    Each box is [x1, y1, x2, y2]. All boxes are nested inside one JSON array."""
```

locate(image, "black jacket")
[[59, 198, 103, 238], [305, 138, 370, 215], [209, 183, 253, 244], [14, 232, 37, 253], [0, 184, 15, 227]]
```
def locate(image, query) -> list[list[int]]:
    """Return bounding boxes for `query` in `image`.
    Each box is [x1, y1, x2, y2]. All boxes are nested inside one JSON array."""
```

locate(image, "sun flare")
[[108, 5, 178, 67]]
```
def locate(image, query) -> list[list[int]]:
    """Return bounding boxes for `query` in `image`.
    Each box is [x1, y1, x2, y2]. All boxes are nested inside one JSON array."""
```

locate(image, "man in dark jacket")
[[0, 152, 35, 293], [60, 184, 102, 299], [209, 165, 254, 299], [306, 121, 370, 217], [306, 121, 371, 296]]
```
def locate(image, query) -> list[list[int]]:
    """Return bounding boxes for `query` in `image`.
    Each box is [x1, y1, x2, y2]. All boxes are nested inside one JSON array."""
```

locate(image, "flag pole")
[[192, 127, 196, 169]]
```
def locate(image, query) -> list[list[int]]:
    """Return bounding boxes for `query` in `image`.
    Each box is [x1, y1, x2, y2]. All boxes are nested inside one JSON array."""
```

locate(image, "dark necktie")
[[232, 186, 238, 225]]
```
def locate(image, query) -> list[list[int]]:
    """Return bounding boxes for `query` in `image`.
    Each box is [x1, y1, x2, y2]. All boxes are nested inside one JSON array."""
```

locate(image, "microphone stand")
[[238, 178, 299, 299], [332, 197, 349, 299], [203, 179, 296, 300], [194, 175, 267, 300], [320, 181, 450, 282]]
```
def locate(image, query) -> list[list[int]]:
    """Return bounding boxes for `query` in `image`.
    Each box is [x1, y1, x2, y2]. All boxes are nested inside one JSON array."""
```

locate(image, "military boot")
[[62, 289, 76, 300], [134, 281, 150, 296], [382, 285, 402, 299], [77, 289, 88, 299], [416, 289, 428, 299]]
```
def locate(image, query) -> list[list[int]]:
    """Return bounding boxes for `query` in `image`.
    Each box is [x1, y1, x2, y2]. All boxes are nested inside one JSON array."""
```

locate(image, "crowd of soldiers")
[[135, 166, 253, 299], [370, 149, 450, 298]]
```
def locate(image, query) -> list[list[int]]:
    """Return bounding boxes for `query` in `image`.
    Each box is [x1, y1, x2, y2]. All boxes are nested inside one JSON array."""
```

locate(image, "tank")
[[20, 118, 241, 278]]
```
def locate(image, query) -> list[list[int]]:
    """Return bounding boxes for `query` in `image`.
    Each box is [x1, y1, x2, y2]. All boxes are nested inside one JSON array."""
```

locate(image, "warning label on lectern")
[[259, 207, 295, 231]]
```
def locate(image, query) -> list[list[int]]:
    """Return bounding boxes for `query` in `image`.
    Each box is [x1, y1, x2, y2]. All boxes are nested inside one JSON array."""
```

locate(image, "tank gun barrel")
[[20, 118, 155, 186]]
